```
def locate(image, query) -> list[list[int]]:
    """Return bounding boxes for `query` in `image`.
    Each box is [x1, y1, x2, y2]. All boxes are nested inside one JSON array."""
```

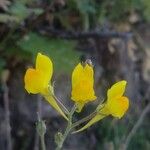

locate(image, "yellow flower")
[[74, 80, 129, 133], [24, 53, 68, 120], [104, 80, 129, 118], [24, 53, 53, 95], [71, 62, 97, 112]]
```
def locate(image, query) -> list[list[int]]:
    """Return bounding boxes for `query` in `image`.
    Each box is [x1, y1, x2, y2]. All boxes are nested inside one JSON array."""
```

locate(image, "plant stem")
[[3, 82, 12, 150], [53, 95, 69, 114], [56, 105, 76, 150], [36, 113, 46, 150], [40, 135, 46, 150], [72, 111, 97, 129]]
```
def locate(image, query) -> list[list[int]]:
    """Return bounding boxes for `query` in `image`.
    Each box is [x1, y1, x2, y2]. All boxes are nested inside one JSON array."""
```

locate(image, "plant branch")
[[40, 135, 46, 150], [34, 95, 42, 150], [36, 113, 46, 150], [39, 27, 132, 40], [2, 75, 12, 150], [122, 102, 150, 150], [72, 111, 97, 129], [56, 105, 76, 150], [52, 95, 69, 115]]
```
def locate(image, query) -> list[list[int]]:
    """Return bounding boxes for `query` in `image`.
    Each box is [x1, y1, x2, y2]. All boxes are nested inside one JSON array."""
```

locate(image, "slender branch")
[[72, 102, 106, 129], [34, 95, 42, 150], [52, 95, 69, 114], [3, 82, 12, 150], [36, 105, 46, 150], [36, 116, 46, 150], [48, 85, 69, 115], [39, 27, 132, 40], [40, 135, 46, 150], [56, 105, 76, 150], [122, 103, 150, 150], [72, 111, 97, 129]]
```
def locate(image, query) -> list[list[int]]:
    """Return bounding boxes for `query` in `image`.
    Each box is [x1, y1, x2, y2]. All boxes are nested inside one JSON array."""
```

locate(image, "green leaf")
[[0, 14, 19, 23], [17, 32, 81, 74], [3, 42, 31, 60], [30, 8, 43, 16], [8, 0, 43, 21], [8, 1, 29, 21], [75, 0, 95, 14]]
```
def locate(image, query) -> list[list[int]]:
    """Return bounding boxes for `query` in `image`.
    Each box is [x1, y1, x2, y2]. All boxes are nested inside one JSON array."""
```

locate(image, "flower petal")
[[71, 63, 97, 103], [107, 80, 127, 100], [36, 53, 53, 84], [24, 68, 45, 94], [107, 96, 129, 118]]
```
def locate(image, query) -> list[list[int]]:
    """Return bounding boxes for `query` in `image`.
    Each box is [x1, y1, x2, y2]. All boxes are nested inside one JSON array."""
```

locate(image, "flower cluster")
[[24, 53, 129, 132]]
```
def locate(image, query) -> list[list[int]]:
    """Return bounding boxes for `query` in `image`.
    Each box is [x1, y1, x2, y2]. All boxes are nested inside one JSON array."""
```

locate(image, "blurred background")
[[0, 0, 150, 150]]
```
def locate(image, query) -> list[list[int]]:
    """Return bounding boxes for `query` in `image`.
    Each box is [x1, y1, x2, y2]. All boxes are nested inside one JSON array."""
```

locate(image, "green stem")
[[56, 105, 76, 150], [72, 111, 97, 129], [40, 135, 46, 150], [53, 95, 69, 115], [36, 113, 46, 150]]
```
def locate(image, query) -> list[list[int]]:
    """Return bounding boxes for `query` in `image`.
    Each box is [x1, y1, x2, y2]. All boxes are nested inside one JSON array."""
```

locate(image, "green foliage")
[[97, 0, 150, 22], [0, 0, 43, 24], [1, 0, 150, 27], [8, 1, 43, 22], [142, 0, 150, 21], [67, 0, 95, 16], [107, 0, 132, 21], [67, 0, 150, 26], [96, 118, 150, 150], [17, 32, 81, 74], [75, 0, 96, 30], [9, 1, 30, 21], [128, 126, 150, 150], [75, 0, 96, 14], [0, 14, 19, 23], [0, 1, 149, 149], [3, 41, 31, 60]]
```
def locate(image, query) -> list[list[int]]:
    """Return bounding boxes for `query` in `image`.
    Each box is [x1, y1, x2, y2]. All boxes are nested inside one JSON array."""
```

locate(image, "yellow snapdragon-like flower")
[[25, 53, 53, 95], [74, 80, 129, 133], [24, 53, 67, 120], [71, 62, 97, 112]]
